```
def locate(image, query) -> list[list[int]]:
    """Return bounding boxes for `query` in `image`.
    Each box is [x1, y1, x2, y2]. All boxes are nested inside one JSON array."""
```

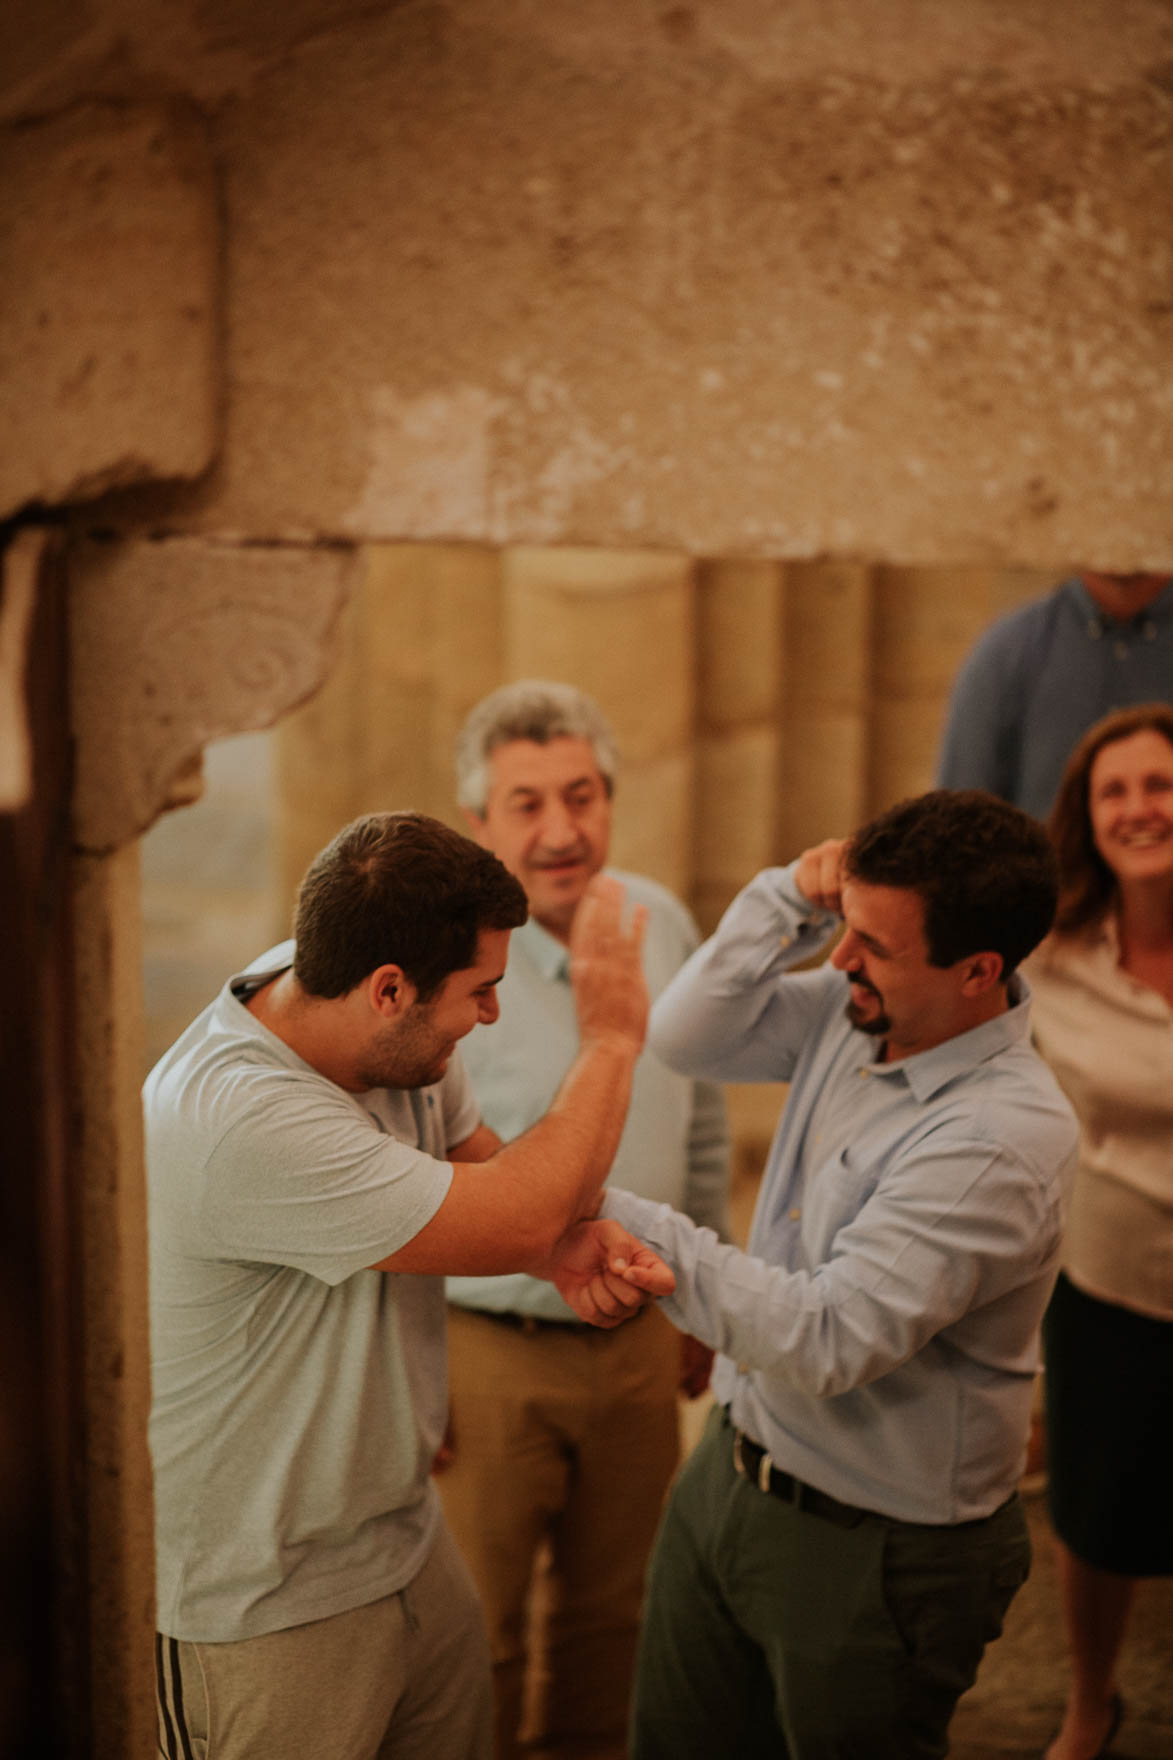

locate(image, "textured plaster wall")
[[0, 98, 219, 515], [5, 0, 1171, 564]]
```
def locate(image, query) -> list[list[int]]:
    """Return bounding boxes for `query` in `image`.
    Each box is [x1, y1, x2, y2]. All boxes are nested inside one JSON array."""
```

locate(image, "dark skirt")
[[1043, 1270, 1173, 1577]]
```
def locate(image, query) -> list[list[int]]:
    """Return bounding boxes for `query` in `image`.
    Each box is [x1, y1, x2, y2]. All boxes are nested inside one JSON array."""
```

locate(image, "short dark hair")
[[844, 789, 1058, 978], [1049, 703, 1173, 935], [293, 812, 528, 1000]]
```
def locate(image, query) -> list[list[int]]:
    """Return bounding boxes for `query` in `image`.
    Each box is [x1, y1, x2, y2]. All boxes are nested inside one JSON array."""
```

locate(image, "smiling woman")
[[1026, 703, 1173, 1760]]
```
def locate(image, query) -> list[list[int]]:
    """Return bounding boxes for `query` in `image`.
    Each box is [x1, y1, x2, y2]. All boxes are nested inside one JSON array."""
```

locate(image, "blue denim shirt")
[[936, 576, 1173, 819], [604, 864, 1078, 1524]]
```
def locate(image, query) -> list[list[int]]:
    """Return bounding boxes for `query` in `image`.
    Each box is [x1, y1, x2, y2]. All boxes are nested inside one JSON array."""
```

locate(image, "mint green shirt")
[[449, 869, 730, 1322], [146, 941, 476, 1641]]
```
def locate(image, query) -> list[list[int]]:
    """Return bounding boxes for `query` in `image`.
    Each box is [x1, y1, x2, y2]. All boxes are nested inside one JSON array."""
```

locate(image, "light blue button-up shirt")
[[603, 864, 1078, 1524], [449, 868, 730, 1322]]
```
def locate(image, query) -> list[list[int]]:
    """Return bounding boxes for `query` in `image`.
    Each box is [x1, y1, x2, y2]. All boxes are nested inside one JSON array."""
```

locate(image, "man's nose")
[[479, 990, 500, 1025], [830, 932, 860, 972], [538, 799, 577, 845]]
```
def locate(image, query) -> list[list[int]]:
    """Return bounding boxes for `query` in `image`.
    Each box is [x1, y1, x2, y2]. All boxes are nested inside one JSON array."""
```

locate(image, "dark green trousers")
[[631, 1409, 1029, 1760]]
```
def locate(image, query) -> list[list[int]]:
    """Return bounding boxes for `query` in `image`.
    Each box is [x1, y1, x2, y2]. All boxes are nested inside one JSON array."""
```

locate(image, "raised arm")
[[648, 849, 846, 1085], [370, 875, 650, 1277]]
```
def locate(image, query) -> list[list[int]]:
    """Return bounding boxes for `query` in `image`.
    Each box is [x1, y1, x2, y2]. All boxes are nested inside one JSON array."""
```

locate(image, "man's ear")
[[367, 964, 416, 1019], [959, 951, 1004, 996], [462, 806, 490, 848]]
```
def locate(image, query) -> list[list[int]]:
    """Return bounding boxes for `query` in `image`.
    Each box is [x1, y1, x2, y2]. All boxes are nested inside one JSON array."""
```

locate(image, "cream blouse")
[[1026, 916, 1173, 1322]]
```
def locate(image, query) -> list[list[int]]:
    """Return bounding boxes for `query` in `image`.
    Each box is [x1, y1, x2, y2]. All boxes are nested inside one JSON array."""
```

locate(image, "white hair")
[[455, 680, 619, 814]]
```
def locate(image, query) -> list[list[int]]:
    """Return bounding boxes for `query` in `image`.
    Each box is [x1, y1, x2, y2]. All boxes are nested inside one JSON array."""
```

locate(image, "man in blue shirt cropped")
[[937, 570, 1172, 819], [598, 789, 1079, 1760]]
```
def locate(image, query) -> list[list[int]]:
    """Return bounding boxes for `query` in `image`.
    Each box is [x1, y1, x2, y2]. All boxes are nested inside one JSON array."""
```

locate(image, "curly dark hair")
[[844, 789, 1057, 977], [1049, 703, 1173, 935], [293, 811, 527, 1000]]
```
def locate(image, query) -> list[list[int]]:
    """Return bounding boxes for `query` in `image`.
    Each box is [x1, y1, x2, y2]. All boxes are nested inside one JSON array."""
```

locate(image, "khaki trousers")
[[155, 1522, 492, 1760], [440, 1303, 681, 1760]]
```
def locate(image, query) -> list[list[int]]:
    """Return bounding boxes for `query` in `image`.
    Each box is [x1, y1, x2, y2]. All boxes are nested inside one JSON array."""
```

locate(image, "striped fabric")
[[155, 1633, 195, 1760]]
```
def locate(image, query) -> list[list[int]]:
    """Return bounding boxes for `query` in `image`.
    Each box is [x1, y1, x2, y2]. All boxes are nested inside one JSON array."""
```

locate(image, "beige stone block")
[[784, 565, 874, 708], [779, 710, 870, 856], [49, 5, 1173, 564], [869, 697, 949, 811], [362, 543, 503, 822], [70, 537, 355, 853], [503, 547, 695, 764], [0, 100, 219, 518], [273, 577, 371, 913], [872, 568, 1005, 696], [71, 843, 155, 1760], [697, 561, 785, 731], [358, 559, 438, 819], [610, 751, 693, 901], [695, 728, 782, 893]]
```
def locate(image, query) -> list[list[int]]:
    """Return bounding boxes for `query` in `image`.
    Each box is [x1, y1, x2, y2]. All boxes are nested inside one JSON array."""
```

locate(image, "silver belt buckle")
[[733, 1428, 774, 1494]]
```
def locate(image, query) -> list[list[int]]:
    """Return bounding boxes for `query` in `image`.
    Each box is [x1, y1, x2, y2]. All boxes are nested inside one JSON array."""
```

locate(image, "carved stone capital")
[[69, 537, 356, 852]]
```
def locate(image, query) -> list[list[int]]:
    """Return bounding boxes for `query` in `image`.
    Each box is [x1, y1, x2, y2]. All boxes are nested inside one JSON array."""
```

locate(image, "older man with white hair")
[[441, 680, 730, 1760]]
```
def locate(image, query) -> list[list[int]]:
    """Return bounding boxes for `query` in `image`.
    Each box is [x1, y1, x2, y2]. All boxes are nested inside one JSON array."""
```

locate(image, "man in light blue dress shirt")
[[441, 681, 729, 1760], [600, 789, 1079, 1760]]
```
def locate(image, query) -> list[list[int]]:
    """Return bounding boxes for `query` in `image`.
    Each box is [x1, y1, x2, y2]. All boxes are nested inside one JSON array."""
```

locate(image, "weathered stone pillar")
[[779, 563, 875, 855], [693, 559, 786, 932], [71, 845, 155, 1760], [502, 547, 697, 900], [870, 566, 1005, 806], [872, 565, 1059, 810], [275, 543, 503, 909]]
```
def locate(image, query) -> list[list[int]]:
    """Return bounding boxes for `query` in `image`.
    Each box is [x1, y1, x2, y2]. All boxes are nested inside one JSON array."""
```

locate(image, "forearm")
[[504, 1034, 639, 1252], [649, 867, 839, 1083], [602, 1152, 1051, 1400], [377, 1035, 638, 1278]]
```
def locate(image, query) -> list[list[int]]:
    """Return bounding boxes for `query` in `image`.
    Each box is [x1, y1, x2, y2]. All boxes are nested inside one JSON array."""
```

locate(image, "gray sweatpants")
[[155, 1523, 492, 1760]]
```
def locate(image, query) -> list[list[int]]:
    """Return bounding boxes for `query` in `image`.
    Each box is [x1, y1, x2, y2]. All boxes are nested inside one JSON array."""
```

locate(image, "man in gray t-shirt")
[[146, 810, 672, 1760]]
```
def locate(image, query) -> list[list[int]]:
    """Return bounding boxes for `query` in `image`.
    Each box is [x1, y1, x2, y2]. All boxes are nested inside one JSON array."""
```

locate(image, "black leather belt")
[[459, 1307, 585, 1334], [729, 1422, 868, 1530]]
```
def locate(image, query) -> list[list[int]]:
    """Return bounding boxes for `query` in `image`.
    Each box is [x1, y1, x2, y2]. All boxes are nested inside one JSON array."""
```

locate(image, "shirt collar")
[[517, 912, 572, 981], [860, 973, 1033, 1103], [1066, 575, 1173, 635]]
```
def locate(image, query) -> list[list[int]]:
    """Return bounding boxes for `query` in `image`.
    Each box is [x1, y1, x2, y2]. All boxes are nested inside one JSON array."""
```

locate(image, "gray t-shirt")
[[145, 941, 477, 1642]]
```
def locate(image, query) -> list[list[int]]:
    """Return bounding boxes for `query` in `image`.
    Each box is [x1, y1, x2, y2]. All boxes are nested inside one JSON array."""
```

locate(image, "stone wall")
[[4, 2, 1172, 565]]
